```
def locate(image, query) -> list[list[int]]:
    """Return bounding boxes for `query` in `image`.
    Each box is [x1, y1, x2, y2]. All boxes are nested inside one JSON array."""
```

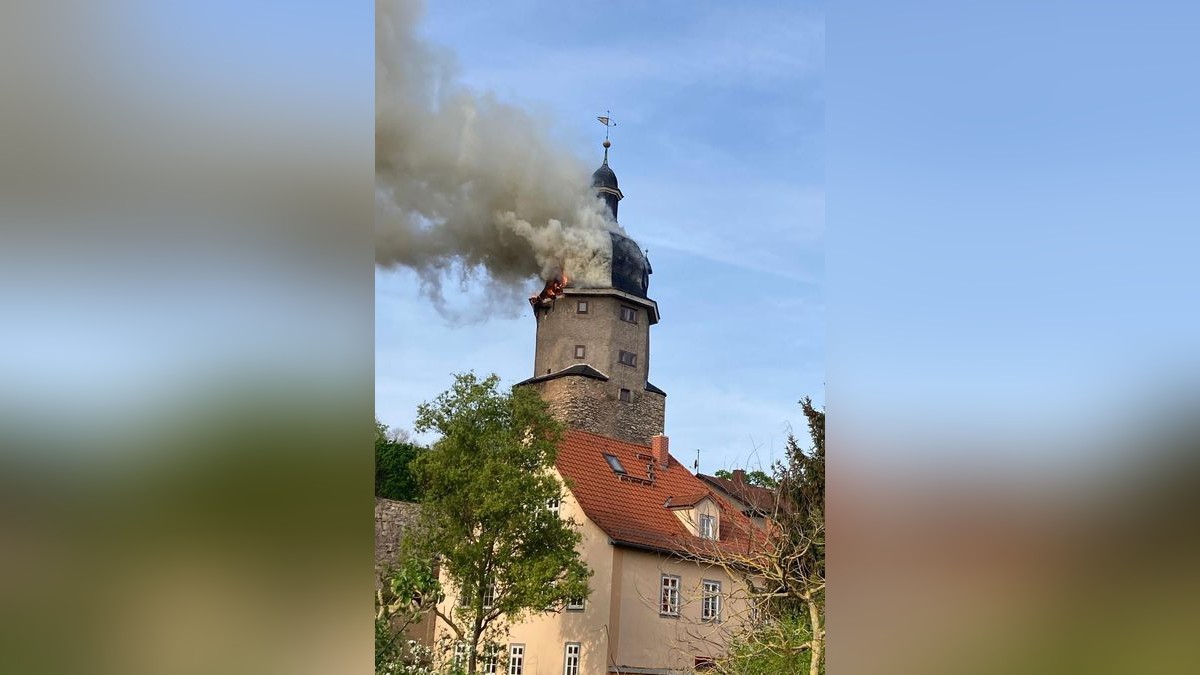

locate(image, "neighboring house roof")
[[556, 429, 757, 556], [697, 472, 782, 518]]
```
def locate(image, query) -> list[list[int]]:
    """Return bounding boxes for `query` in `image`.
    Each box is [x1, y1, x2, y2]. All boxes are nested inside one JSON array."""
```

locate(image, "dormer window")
[[666, 495, 720, 539], [603, 453, 626, 474]]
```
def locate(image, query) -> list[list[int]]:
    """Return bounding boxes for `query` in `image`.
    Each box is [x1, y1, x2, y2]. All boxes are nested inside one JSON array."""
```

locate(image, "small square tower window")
[[618, 350, 637, 367], [576, 300, 588, 314], [574, 345, 586, 359], [619, 388, 631, 402], [620, 306, 638, 324]]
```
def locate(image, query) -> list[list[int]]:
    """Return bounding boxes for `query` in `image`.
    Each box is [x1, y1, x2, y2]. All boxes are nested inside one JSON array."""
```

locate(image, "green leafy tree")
[[713, 468, 779, 488], [376, 419, 426, 501], [396, 373, 591, 673]]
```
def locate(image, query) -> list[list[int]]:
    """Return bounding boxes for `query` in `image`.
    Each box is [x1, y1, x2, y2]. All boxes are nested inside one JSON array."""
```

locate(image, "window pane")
[[509, 644, 525, 675], [604, 453, 626, 474]]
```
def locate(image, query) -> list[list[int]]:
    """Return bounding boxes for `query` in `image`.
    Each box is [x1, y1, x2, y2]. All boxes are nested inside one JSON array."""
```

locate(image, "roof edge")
[[514, 364, 610, 387]]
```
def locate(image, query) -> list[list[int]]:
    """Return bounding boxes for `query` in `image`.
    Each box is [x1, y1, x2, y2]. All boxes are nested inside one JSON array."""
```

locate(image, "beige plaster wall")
[[429, 479, 747, 673], [610, 548, 750, 673], [432, 472, 616, 674]]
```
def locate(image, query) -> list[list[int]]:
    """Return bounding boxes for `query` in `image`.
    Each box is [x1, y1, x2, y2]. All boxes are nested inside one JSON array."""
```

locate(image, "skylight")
[[603, 453, 626, 474]]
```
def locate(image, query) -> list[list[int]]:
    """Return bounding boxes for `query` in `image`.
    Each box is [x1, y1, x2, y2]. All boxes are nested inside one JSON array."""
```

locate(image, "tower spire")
[[597, 111, 616, 163], [591, 112, 623, 221]]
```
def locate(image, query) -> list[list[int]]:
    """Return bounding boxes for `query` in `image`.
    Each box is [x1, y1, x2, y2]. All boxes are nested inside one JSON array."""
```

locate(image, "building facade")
[[430, 146, 757, 674]]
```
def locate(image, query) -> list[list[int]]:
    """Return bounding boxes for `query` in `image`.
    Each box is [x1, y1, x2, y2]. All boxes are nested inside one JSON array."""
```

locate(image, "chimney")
[[651, 434, 669, 468], [732, 469, 747, 483]]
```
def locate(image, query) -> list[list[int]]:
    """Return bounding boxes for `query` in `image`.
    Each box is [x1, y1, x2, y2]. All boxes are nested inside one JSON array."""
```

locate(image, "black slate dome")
[[591, 161, 619, 191], [591, 152, 624, 221], [610, 231, 651, 297]]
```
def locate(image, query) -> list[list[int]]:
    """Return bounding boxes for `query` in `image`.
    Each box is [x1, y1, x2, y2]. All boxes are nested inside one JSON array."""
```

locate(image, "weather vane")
[[597, 111, 616, 145]]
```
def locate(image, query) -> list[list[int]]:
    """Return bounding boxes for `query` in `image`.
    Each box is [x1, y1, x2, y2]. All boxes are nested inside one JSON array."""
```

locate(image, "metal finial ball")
[[603, 139, 611, 148]]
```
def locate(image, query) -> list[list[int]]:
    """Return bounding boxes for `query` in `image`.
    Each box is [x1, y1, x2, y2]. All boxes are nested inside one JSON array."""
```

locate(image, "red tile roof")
[[697, 472, 784, 517], [556, 429, 757, 556], [663, 492, 712, 509]]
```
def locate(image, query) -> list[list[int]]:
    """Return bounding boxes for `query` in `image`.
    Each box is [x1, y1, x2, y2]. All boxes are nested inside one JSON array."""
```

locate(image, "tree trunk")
[[807, 597, 823, 675], [467, 612, 483, 674]]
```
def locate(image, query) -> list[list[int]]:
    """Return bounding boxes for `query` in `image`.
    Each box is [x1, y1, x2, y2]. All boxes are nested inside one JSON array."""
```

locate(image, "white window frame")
[[453, 642, 466, 668], [509, 644, 525, 675], [483, 646, 499, 674], [660, 574, 681, 616], [546, 497, 561, 517], [483, 583, 496, 609], [566, 595, 585, 611], [702, 579, 722, 622], [563, 642, 581, 675], [699, 513, 716, 540]]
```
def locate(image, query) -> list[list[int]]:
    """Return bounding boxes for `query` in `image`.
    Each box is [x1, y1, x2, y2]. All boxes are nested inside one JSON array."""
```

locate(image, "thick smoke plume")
[[375, 0, 619, 310]]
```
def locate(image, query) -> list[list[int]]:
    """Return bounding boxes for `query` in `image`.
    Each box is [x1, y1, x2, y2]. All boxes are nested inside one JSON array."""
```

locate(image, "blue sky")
[[829, 1, 1200, 471], [376, 0, 825, 472]]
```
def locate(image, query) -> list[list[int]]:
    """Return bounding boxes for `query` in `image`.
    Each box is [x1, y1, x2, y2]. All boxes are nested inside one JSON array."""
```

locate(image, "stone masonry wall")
[[375, 498, 436, 647], [532, 376, 664, 446]]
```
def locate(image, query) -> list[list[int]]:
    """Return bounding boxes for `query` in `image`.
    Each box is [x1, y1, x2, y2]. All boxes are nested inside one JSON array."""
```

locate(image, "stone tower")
[[517, 142, 666, 446]]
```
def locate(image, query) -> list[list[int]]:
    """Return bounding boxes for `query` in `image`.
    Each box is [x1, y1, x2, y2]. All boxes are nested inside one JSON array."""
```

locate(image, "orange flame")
[[528, 270, 569, 311]]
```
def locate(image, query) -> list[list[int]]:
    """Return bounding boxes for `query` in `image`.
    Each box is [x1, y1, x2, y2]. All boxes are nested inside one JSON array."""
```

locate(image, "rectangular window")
[[546, 498, 561, 517], [567, 595, 585, 611], [483, 648, 498, 674], [563, 642, 581, 675], [576, 300, 588, 314], [620, 305, 638, 323], [619, 388, 631, 402], [509, 644, 525, 675], [699, 514, 716, 540], [702, 580, 722, 622], [453, 642, 466, 668], [483, 583, 496, 609], [574, 344, 586, 359], [660, 575, 680, 616], [603, 453, 626, 474], [618, 350, 637, 367], [458, 588, 469, 608]]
